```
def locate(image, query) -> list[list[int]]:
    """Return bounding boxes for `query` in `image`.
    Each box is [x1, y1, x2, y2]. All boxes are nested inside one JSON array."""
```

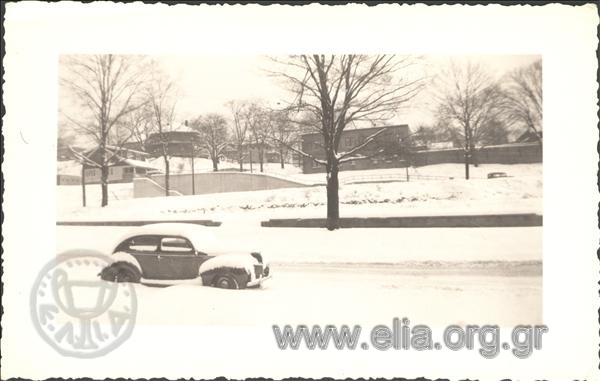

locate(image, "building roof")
[[83, 144, 150, 157], [122, 158, 162, 170]]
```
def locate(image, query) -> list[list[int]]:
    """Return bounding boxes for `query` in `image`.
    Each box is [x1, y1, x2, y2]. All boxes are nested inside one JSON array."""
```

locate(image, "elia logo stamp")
[[30, 250, 137, 358]]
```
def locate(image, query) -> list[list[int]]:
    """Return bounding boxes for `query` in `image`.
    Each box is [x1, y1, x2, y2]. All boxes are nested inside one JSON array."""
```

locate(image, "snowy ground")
[[53, 163, 543, 327], [57, 225, 542, 264], [57, 163, 542, 220], [130, 265, 541, 327], [56, 225, 542, 326]]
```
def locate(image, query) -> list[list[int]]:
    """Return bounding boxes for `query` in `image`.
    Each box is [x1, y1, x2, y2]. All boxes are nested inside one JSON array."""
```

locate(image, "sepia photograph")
[[1, 2, 597, 380], [55, 53, 543, 328]]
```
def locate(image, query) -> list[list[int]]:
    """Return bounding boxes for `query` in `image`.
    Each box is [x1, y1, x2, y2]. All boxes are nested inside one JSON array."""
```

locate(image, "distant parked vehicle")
[[487, 172, 508, 179], [100, 223, 270, 289]]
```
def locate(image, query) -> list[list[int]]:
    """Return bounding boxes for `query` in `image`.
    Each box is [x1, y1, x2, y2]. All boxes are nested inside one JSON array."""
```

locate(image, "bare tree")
[[271, 55, 423, 230], [226, 100, 250, 171], [145, 64, 177, 196], [268, 108, 295, 169], [243, 102, 271, 173], [121, 103, 155, 149], [502, 59, 542, 145], [192, 113, 229, 171], [433, 61, 506, 179], [60, 54, 147, 206]]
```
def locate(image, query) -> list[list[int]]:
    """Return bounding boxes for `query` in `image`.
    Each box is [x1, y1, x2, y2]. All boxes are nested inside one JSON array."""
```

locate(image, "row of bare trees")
[[60, 54, 301, 206], [266, 55, 541, 229], [60, 54, 541, 230], [226, 101, 298, 172], [430, 59, 542, 179], [61, 55, 181, 205]]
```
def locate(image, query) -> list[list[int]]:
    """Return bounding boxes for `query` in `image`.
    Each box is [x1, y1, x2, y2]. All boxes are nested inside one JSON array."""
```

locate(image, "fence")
[[134, 171, 310, 198], [411, 142, 542, 167], [341, 173, 453, 184]]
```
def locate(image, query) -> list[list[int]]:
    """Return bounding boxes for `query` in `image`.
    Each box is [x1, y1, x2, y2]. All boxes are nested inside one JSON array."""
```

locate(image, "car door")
[[126, 235, 161, 279], [159, 236, 207, 280]]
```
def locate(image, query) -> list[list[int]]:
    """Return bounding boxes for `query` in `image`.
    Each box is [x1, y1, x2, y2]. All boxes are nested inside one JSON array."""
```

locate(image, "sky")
[[60, 54, 540, 145], [157, 54, 539, 127]]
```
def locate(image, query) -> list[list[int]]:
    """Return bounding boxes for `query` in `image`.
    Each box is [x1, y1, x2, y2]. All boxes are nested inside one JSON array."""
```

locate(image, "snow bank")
[[58, 183, 133, 211]]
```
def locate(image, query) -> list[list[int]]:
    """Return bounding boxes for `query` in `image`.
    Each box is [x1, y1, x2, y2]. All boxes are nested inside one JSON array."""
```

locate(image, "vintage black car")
[[100, 223, 270, 289]]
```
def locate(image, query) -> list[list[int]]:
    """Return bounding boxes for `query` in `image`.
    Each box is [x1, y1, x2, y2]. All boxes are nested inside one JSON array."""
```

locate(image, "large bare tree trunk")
[[101, 165, 109, 207], [100, 143, 109, 207], [326, 161, 340, 230], [212, 157, 218, 171], [259, 147, 264, 172], [238, 146, 244, 171], [464, 124, 471, 180], [280, 147, 285, 169], [163, 155, 170, 196]]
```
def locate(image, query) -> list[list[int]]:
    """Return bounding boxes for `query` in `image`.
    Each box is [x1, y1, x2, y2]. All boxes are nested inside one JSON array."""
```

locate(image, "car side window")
[[128, 236, 159, 252], [160, 237, 194, 254]]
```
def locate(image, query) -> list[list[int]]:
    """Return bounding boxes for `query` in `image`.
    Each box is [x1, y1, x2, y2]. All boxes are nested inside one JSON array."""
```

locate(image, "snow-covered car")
[[99, 223, 270, 289]]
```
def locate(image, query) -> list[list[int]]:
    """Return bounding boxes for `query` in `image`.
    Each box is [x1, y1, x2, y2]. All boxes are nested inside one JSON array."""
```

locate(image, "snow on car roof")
[[113, 223, 219, 253]]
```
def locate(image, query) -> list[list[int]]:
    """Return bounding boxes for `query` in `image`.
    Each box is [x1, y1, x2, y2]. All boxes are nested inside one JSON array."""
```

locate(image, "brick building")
[[145, 131, 206, 158], [300, 125, 411, 174]]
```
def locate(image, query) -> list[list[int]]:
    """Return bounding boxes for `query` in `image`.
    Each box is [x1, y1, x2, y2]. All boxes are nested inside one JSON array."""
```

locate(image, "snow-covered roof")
[[122, 158, 162, 170], [105, 144, 150, 156], [113, 223, 220, 253]]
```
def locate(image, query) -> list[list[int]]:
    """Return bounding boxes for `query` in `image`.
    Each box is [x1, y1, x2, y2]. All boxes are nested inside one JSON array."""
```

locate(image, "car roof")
[[114, 223, 218, 253]]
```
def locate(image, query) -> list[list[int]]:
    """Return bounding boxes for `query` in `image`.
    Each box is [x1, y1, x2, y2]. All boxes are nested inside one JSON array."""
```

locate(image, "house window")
[[109, 167, 115, 175], [123, 167, 134, 174], [345, 137, 353, 147]]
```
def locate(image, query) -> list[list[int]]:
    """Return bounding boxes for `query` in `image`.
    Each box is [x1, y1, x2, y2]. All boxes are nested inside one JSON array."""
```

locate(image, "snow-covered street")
[[127, 262, 541, 327], [56, 225, 542, 326]]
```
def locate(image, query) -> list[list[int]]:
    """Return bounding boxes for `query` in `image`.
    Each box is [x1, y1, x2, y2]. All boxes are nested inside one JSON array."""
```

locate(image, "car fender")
[[110, 251, 143, 273], [198, 254, 258, 277]]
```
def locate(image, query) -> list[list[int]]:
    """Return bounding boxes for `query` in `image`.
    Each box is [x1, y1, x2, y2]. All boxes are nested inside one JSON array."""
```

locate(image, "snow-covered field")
[[57, 163, 542, 221]]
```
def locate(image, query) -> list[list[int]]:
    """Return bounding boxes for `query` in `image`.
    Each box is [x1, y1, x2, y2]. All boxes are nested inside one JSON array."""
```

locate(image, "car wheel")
[[213, 274, 240, 289], [101, 263, 141, 283]]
